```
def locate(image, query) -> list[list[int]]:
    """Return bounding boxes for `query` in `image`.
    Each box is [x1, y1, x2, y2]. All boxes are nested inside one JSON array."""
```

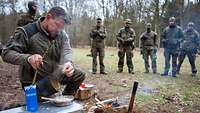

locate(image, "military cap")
[[96, 18, 102, 21], [28, 1, 37, 10], [124, 19, 132, 24]]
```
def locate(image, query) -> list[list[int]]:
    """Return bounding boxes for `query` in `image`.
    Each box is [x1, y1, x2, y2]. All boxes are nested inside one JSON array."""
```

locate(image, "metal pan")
[[41, 96, 74, 107]]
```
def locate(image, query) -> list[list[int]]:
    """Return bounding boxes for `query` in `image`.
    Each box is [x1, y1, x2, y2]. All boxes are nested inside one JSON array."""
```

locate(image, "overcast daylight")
[[0, 0, 200, 113]]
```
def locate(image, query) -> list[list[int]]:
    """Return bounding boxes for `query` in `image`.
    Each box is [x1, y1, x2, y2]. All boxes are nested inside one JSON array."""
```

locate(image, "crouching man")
[[1, 7, 85, 97]]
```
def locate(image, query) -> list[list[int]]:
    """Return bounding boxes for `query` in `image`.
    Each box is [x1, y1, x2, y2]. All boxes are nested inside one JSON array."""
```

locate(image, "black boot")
[[100, 71, 108, 75], [128, 69, 134, 74]]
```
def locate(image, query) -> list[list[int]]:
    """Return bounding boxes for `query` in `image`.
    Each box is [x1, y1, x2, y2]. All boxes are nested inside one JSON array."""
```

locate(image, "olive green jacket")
[[2, 17, 73, 83], [116, 27, 136, 49], [140, 31, 158, 50], [17, 12, 38, 27], [90, 26, 107, 48]]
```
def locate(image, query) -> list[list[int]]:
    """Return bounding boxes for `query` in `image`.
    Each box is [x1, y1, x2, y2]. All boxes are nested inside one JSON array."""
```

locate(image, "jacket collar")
[[36, 17, 50, 37]]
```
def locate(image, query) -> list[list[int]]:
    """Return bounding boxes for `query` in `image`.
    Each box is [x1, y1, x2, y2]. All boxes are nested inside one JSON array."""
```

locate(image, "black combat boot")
[[100, 71, 108, 75], [128, 68, 134, 74]]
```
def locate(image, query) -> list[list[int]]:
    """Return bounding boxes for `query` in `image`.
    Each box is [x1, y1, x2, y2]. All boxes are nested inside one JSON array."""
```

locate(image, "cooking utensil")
[[41, 95, 74, 107]]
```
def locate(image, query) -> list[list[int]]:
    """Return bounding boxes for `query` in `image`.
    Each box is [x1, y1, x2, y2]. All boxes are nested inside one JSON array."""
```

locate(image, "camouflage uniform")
[[2, 17, 85, 97], [140, 24, 158, 73], [90, 20, 107, 74], [161, 17, 184, 77], [116, 19, 136, 74], [177, 22, 200, 76], [17, 12, 38, 27], [17, 1, 38, 27]]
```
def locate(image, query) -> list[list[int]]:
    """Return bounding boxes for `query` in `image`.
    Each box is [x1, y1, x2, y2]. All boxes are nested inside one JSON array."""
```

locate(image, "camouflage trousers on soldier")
[[142, 48, 157, 73], [91, 48, 105, 73], [118, 47, 134, 72], [177, 49, 197, 74]]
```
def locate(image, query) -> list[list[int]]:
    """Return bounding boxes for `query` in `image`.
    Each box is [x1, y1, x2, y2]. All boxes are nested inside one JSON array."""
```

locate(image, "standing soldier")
[[140, 23, 158, 74], [177, 22, 200, 76], [17, 1, 38, 26], [90, 18, 107, 75], [161, 17, 184, 77], [116, 19, 136, 74]]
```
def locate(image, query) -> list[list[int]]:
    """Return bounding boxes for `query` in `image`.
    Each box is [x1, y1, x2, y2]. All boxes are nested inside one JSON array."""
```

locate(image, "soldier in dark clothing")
[[140, 23, 158, 74], [1, 7, 85, 97], [177, 22, 200, 76], [17, 1, 38, 26], [116, 19, 136, 74], [161, 17, 184, 77], [90, 18, 107, 75]]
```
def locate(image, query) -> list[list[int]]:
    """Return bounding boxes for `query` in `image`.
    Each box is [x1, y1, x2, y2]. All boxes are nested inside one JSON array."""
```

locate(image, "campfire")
[[87, 81, 139, 113]]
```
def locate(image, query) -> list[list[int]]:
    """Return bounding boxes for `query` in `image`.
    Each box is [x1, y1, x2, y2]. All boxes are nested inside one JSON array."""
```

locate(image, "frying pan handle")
[[41, 97, 55, 101]]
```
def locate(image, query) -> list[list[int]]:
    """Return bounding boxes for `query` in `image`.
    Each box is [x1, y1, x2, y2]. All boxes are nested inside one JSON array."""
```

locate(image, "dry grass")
[[74, 47, 200, 113]]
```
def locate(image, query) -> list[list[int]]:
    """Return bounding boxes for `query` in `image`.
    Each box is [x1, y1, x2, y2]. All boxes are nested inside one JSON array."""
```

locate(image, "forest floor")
[[0, 47, 200, 113]]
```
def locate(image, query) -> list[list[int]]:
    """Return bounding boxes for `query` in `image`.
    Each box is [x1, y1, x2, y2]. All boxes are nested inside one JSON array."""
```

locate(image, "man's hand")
[[93, 31, 100, 37], [28, 54, 43, 70], [62, 62, 74, 77]]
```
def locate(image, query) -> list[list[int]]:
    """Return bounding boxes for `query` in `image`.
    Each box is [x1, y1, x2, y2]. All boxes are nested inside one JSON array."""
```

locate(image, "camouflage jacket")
[[90, 26, 107, 48], [140, 31, 158, 50], [181, 29, 200, 51], [17, 12, 38, 27], [161, 25, 184, 49], [117, 27, 136, 48], [2, 17, 73, 83]]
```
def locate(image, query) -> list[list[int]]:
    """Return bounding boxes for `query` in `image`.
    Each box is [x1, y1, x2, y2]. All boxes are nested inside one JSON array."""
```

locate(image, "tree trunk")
[[154, 0, 160, 48]]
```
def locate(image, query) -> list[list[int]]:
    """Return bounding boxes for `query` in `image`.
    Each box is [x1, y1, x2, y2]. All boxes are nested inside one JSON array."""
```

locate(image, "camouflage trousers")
[[177, 49, 197, 74], [91, 48, 105, 72], [21, 69, 85, 97], [142, 48, 157, 73], [118, 47, 133, 72]]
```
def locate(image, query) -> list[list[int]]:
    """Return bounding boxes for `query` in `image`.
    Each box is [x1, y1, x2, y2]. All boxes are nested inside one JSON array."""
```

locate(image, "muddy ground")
[[0, 62, 24, 110], [0, 48, 200, 113]]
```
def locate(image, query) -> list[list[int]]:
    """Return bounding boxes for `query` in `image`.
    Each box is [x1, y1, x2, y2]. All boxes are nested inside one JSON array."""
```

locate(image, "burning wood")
[[88, 97, 121, 113]]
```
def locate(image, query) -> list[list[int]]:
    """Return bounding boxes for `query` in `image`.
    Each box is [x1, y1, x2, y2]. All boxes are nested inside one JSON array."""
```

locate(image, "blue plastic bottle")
[[24, 85, 38, 112]]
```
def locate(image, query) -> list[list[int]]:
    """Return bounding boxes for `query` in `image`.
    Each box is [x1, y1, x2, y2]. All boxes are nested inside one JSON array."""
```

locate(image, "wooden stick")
[[128, 81, 139, 113]]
